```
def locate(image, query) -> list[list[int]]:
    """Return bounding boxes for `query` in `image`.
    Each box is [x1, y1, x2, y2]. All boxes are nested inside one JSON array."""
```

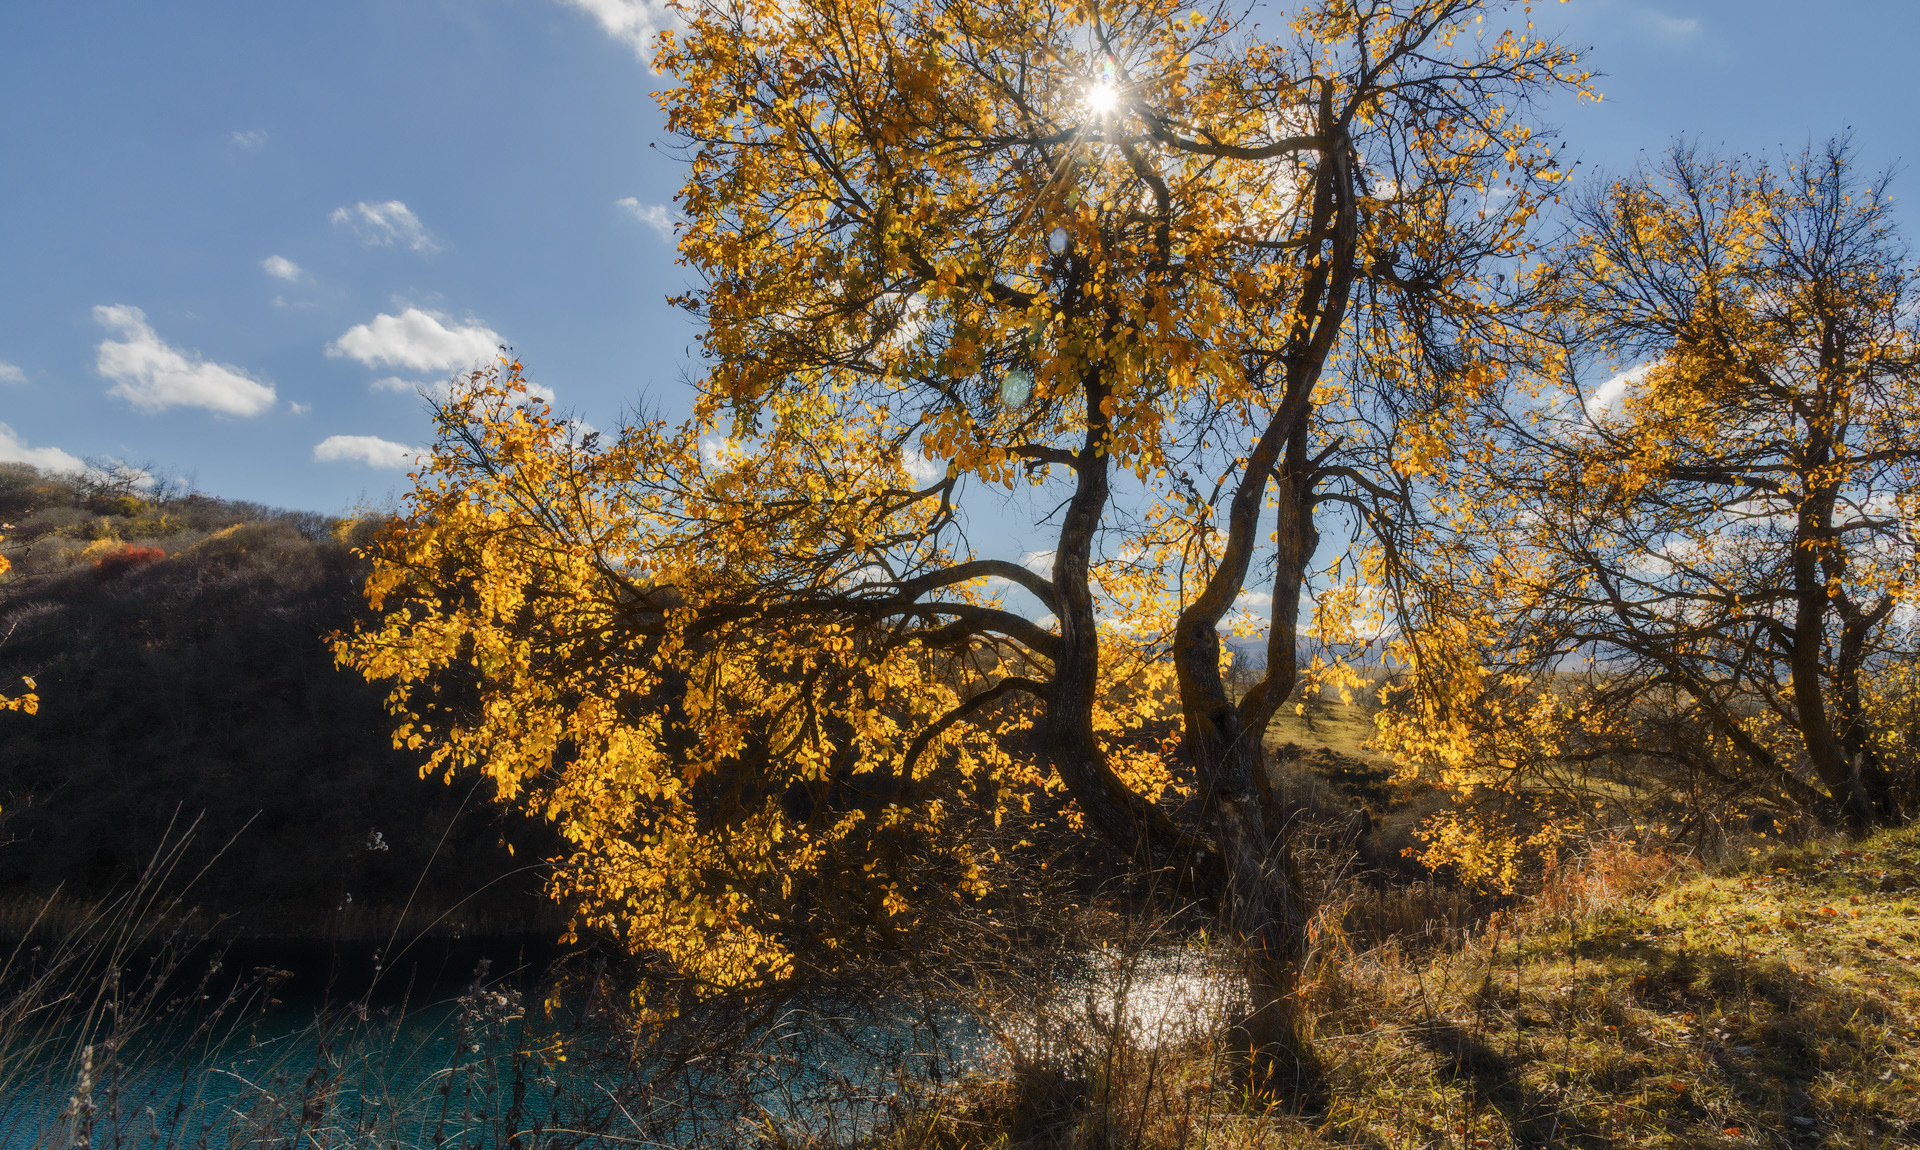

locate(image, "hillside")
[[0, 463, 556, 939]]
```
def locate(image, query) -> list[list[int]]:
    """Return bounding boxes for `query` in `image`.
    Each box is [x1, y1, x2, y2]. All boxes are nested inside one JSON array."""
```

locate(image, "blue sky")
[[2, 0, 1916, 514]]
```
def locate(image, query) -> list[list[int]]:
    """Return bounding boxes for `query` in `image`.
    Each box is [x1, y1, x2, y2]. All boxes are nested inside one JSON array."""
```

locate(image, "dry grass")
[[0, 894, 567, 945], [859, 825, 1920, 1149], [1262, 700, 1386, 768], [9, 816, 1917, 1147]]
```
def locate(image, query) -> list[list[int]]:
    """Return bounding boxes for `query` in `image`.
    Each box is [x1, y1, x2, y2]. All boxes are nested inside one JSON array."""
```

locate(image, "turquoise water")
[[2, 935, 1231, 1147], [0, 940, 993, 1149]]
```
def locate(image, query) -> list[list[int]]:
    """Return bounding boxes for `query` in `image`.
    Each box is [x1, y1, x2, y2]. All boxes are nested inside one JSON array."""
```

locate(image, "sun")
[[1086, 80, 1120, 115]]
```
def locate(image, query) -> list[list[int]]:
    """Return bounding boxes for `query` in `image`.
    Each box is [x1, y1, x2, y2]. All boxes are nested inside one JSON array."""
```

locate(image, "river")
[[1, 934, 1238, 1148]]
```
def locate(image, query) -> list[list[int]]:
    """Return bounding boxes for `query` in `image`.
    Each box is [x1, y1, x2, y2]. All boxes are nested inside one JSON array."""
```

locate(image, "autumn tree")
[[1383, 143, 1920, 875], [341, 0, 1583, 1082], [0, 534, 36, 718]]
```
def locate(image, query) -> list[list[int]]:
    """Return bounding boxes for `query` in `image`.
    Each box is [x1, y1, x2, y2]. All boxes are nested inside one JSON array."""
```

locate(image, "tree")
[[1382, 143, 1920, 875], [0, 535, 36, 718], [341, 0, 1583, 1082]]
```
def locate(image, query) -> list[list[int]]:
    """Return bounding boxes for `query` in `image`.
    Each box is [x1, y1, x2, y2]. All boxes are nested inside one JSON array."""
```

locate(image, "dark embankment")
[[0, 463, 560, 942]]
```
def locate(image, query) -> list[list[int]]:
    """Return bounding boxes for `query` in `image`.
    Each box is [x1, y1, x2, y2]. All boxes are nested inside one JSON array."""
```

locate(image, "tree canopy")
[[1382, 143, 1920, 883], [341, 0, 1587, 1073]]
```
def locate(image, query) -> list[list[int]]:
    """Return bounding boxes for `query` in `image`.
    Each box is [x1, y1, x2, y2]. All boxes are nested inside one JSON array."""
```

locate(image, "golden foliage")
[[1382, 142, 1920, 882], [342, 0, 1588, 1006], [0, 530, 35, 717], [337, 364, 1137, 1001]]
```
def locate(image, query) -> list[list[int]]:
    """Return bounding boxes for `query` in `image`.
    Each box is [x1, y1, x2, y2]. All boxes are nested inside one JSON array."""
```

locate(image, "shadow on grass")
[[1415, 1017, 1617, 1149], [1454, 921, 1915, 1147]]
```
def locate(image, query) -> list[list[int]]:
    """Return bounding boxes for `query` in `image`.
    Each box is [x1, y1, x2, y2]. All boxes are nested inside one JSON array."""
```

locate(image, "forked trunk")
[[1792, 491, 1895, 833], [1172, 453, 1323, 1092]]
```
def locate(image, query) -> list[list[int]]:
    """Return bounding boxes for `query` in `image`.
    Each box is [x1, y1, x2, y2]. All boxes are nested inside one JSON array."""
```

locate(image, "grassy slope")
[[1298, 830, 1920, 1149], [891, 826, 1920, 1149], [1263, 699, 1385, 766]]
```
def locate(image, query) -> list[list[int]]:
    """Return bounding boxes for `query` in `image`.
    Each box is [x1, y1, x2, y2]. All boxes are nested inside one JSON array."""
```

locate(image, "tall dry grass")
[[0, 819, 997, 1149]]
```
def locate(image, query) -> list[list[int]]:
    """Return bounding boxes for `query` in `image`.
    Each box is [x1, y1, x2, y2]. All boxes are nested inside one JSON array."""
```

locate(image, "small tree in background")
[[1383, 142, 1920, 886]]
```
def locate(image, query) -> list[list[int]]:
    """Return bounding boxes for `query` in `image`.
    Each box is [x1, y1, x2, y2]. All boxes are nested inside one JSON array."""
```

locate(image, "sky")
[[2, 0, 1917, 515]]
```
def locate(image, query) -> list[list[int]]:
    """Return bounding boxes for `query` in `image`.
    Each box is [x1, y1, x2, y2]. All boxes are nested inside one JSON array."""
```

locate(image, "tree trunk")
[[1171, 426, 1322, 1089], [1833, 593, 1899, 823], [1791, 489, 1885, 833], [1163, 119, 1355, 1093], [1037, 360, 1213, 871]]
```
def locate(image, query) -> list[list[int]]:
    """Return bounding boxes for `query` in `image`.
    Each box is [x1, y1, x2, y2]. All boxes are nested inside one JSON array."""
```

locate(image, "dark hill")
[[0, 464, 557, 939]]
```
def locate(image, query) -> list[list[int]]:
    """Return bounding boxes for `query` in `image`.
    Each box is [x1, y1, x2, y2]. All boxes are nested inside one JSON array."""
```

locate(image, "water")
[[1, 937, 1240, 1148], [0, 936, 992, 1148], [0, 936, 569, 1148]]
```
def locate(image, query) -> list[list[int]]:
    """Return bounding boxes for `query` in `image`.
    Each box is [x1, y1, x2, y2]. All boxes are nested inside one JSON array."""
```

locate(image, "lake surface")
[[2, 935, 1237, 1147], [0, 934, 991, 1148]]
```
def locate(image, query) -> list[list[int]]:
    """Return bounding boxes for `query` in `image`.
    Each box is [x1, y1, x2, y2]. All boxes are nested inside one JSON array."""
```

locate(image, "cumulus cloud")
[[331, 201, 440, 253], [0, 361, 25, 385], [327, 309, 503, 374], [902, 446, 944, 486], [511, 379, 560, 405], [93, 305, 277, 417], [0, 424, 84, 473], [1587, 361, 1658, 420], [616, 197, 677, 241], [698, 435, 744, 470], [229, 129, 269, 149], [313, 434, 422, 470], [555, 0, 677, 62], [288, 401, 311, 416], [261, 255, 304, 282]]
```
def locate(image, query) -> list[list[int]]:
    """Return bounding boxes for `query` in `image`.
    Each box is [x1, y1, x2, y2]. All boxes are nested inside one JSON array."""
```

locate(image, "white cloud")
[[1637, 9, 1701, 42], [313, 434, 422, 470], [288, 401, 311, 416], [556, 0, 677, 62], [1020, 550, 1055, 577], [98, 461, 156, 490], [1222, 590, 1277, 634], [0, 423, 84, 474], [1587, 361, 1658, 420], [373, 373, 556, 406], [518, 380, 559, 405], [698, 435, 744, 470], [93, 305, 277, 417], [261, 255, 303, 282], [0, 361, 25, 385], [229, 129, 269, 149], [869, 291, 929, 350], [330, 201, 440, 253], [902, 446, 944, 486], [616, 197, 677, 241], [327, 309, 503, 373]]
